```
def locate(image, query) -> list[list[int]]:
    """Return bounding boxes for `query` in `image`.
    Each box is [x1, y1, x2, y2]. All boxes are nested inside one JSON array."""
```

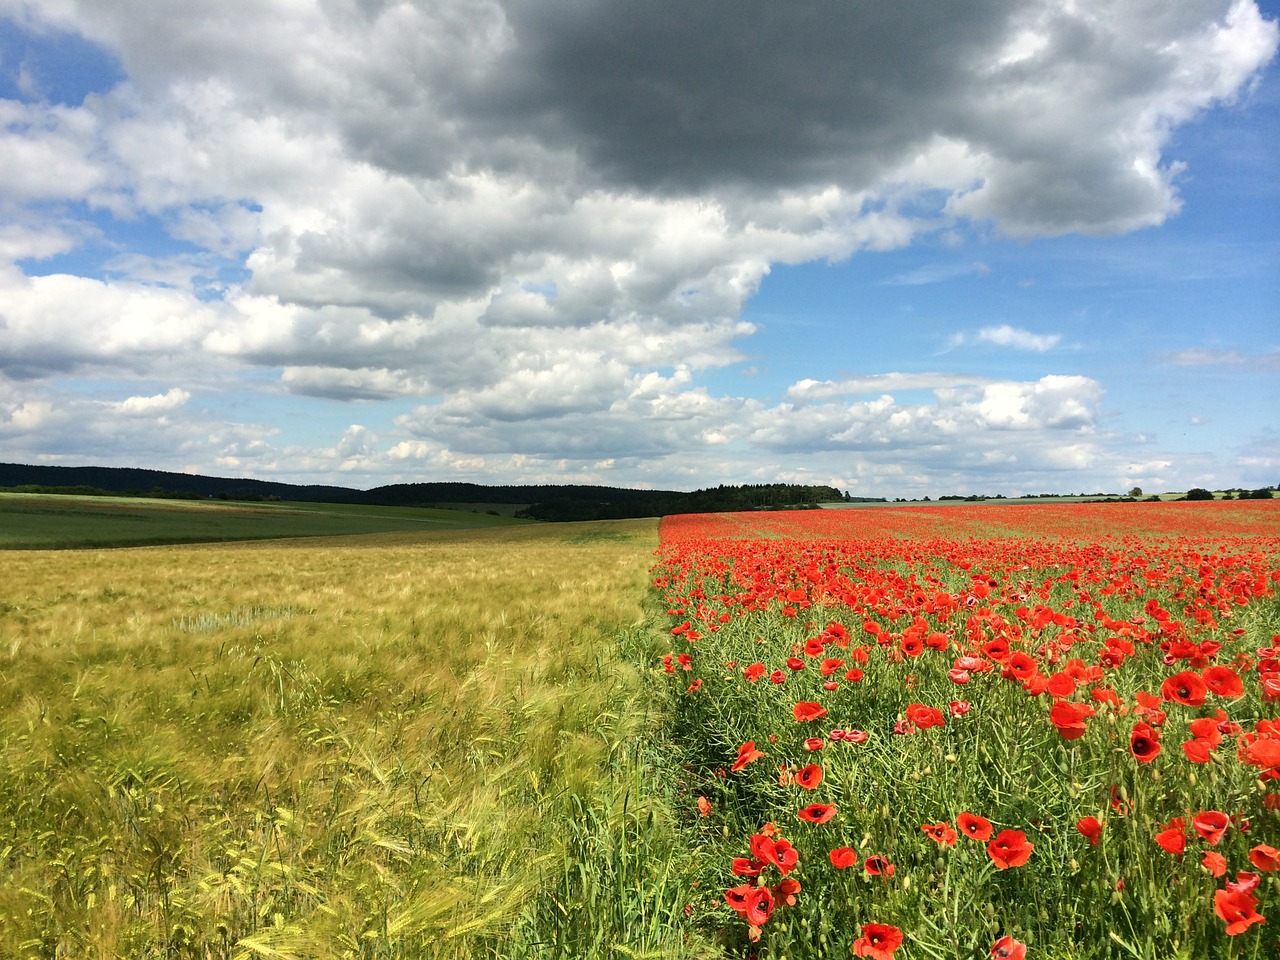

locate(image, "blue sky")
[[0, 1, 1277, 496]]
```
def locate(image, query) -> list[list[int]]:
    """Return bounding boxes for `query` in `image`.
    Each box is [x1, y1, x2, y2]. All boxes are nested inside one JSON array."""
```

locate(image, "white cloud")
[[977, 325, 1062, 351], [754, 374, 1103, 453], [115, 387, 190, 415], [948, 325, 1063, 352], [0, 1, 1275, 494]]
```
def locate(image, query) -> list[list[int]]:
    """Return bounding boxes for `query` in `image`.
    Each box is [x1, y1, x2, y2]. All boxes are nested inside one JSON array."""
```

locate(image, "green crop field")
[[0, 493, 530, 549]]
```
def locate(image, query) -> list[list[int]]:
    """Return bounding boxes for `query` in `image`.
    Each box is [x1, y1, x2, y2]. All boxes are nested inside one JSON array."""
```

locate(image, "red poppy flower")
[[905, 703, 946, 729], [743, 885, 774, 927], [1192, 810, 1231, 846], [987, 829, 1034, 869], [1155, 817, 1187, 855], [990, 935, 1027, 960], [1214, 887, 1265, 935], [696, 795, 711, 816], [731, 857, 764, 877], [1249, 844, 1280, 871], [773, 876, 801, 905], [724, 884, 752, 915], [949, 699, 971, 717], [731, 741, 765, 772], [863, 855, 895, 877], [1046, 672, 1078, 699], [795, 763, 823, 790], [853, 923, 904, 960], [1161, 670, 1208, 706], [1130, 721, 1161, 763], [845, 667, 865, 683], [1202, 851, 1228, 877], [1183, 737, 1215, 764], [1227, 870, 1260, 895], [1004, 651, 1038, 681], [804, 736, 825, 752], [793, 700, 829, 722], [820, 657, 846, 676], [1050, 700, 1096, 740], [750, 833, 799, 875], [1076, 816, 1104, 847], [921, 821, 957, 846], [1133, 691, 1166, 725], [958, 812, 993, 841], [1202, 665, 1244, 698], [743, 662, 766, 682], [798, 802, 837, 824], [829, 846, 858, 868]]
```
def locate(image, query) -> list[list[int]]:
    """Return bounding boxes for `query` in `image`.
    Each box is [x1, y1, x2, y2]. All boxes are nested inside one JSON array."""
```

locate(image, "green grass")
[[0, 493, 531, 549]]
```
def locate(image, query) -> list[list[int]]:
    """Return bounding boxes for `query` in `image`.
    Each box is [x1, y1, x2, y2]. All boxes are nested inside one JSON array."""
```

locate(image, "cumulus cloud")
[[754, 374, 1103, 452], [0, 1, 1275, 493]]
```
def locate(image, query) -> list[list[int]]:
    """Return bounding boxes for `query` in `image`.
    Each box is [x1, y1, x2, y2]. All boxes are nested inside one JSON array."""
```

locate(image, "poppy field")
[[654, 501, 1280, 959]]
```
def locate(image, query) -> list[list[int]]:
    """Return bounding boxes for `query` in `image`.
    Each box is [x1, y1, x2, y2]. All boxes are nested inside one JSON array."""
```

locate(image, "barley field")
[[0, 521, 705, 959]]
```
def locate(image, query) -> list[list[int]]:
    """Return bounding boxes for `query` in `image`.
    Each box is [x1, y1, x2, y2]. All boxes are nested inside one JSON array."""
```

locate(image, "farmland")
[[0, 493, 528, 549], [656, 501, 1280, 958], [0, 520, 695, 958], [1, 499, 1278, 958]]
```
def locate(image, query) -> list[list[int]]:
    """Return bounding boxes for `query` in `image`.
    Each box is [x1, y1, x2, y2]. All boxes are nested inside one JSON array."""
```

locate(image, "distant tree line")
[[1183, 487, 1275, 501], [0, 463, 853, 521], [513, 483, 850, 521]]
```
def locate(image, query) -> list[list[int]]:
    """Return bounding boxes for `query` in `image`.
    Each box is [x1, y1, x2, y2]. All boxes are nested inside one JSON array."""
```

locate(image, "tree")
[[1184, 487, 1214, 501], [1128, 486, 1143, 498]]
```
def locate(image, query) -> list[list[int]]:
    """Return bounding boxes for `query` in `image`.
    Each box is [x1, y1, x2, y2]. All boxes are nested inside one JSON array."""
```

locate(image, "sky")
[[0, 0, 1277, 498]]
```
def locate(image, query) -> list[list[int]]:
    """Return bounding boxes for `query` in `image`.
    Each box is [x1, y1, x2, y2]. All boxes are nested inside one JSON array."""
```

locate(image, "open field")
[[4, 500, 1279, 959], [657, 502, 1280, 958], [0, 520, 705, 959], [0, 493, 530, 550]]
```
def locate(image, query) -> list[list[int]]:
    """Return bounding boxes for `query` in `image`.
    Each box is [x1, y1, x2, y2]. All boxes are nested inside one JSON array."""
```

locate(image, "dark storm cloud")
[[472, 0, 1006, 194]]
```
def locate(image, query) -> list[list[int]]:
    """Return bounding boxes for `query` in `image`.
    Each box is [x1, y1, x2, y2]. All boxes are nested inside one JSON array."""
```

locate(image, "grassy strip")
[[0, 493, 528, 550], [0, 521, 706, 958]]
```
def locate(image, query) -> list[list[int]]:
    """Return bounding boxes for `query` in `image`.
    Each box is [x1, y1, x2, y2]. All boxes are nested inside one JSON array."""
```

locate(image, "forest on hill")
[[0, 462, 859, 521]]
